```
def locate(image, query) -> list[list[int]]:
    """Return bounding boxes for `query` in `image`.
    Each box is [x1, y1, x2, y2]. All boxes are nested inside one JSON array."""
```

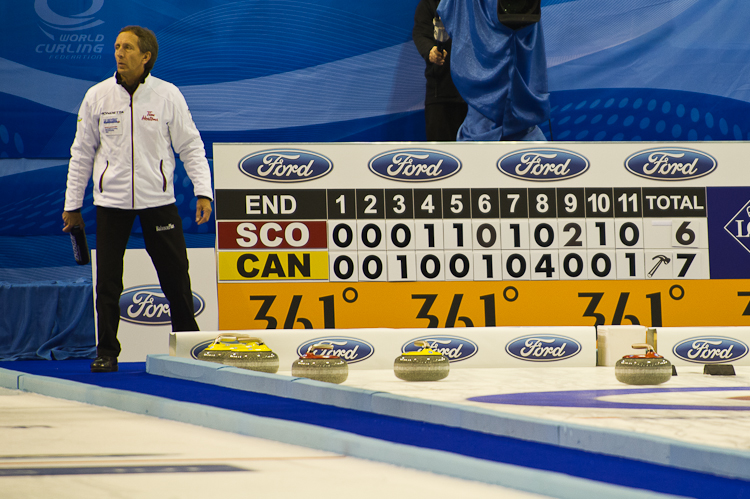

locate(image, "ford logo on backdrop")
[[296, 337, 374, 363], [119, 285, 205, 326], [239, 150, 333, 182], [497, 149, 589, 181], [672, 336, 748, 364], [402, 335, 478, 362], [505, 335, 582, 362], [368, 150, 461, 182], [625, 149, 716, 181]]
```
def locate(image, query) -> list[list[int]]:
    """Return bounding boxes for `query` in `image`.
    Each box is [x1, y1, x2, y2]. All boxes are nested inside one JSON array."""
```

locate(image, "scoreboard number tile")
[[585, 219, 615, 249], [473, 250, 504, 280], [329, 251, 359, 282], [559, 249, 589, 280], [359, 251, 388, 282], [329, 221, 358, 251], [501, 220, 530, 250], [529, 218, 559, 250], [502, 250, 531, 280], [357, 220, 387, 251], [386, 220, 416, 251]]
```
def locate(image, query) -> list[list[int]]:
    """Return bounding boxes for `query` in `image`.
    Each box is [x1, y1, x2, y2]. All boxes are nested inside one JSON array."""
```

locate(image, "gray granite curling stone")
[[292, 343, 348, 384], [615, 343, 672, 385], [224, 337, 280, 373], [394, 341, 450, 382], [197, 334, 237, 364]]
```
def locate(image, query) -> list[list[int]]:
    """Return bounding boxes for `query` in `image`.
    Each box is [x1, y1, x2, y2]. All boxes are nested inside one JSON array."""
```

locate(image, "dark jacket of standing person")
[[412, 0, 467, 141]]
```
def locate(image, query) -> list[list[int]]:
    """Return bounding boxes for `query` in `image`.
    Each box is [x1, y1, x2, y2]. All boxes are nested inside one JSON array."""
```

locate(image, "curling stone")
[[615, 343, 672, 385], [197, 334, 238, 364], [394, 341, 450, 382], [225, 336, 279, 373], [291, 343, 348, 384]]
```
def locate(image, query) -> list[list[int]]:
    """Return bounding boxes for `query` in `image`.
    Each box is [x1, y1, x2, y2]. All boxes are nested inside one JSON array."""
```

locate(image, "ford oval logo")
[[368, 149, 461, 182], [402, 335, 478, 362], [119, 285, 205, 326], [505, 335, 582, 362], [672, 336, 748, 364], [296, 337, 374, 364], [239, 149, 333, 183], [497, 149, 589, 181], [625, 148, 716, 181], [190, 339, 214, 359]]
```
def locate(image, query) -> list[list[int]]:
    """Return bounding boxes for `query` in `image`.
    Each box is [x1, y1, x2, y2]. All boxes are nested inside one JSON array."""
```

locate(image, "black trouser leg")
[[425, 101, 468, 141], [140, 204, 199, 332], [95, 207, 137, 358]]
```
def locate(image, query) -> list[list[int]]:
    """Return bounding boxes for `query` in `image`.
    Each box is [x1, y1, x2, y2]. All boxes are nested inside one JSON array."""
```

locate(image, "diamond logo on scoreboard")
[[368, 150, 461, 182], [497, 149, 589, 181], [119, 286, 205, 326], [625, 148, 716, 181], [402, 336, 478, 362], [724, 200, 750, 255], [673, 337, 748, 364], [505, 335, 582, 362], [296, 337, 374, 363], [238, 150, 333, 183]]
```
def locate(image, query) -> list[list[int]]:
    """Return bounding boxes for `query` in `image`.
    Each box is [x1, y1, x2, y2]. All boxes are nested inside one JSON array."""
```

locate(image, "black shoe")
[[91, 356, 118, 373]]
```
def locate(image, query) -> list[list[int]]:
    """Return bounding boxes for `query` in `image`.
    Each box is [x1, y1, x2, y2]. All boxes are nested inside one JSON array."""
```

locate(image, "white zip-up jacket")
[[64, 73, 213, 211]]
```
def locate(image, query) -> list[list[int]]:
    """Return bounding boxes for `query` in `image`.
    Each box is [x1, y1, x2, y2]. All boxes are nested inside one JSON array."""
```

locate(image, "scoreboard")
[[213, 143, 750, 330]]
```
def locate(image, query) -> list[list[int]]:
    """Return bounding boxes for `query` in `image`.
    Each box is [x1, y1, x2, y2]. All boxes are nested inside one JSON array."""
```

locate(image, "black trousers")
[[95, 204, 199, 358], [425, 101, 468, 141]]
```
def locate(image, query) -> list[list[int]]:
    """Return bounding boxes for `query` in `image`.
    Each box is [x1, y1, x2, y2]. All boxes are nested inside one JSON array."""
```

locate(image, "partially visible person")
[[437, 0, 550, 141], [62, 26, 213, 373], [413, 0, 467, 141]]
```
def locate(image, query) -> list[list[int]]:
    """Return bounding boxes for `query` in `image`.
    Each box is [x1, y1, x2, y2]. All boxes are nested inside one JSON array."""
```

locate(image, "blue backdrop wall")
[[1, 0, 749, 278]]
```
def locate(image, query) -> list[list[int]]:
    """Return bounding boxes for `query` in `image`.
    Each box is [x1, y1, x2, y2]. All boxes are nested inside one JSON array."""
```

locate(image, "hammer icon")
[[648, 255, 670, 278]]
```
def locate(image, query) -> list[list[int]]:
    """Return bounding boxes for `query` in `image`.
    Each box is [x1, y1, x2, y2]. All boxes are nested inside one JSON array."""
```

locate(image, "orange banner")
[[218, 279, 750, 330]]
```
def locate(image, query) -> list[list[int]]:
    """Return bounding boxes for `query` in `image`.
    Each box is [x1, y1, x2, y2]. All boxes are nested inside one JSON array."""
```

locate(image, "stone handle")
[[631, 343, 656, 353]]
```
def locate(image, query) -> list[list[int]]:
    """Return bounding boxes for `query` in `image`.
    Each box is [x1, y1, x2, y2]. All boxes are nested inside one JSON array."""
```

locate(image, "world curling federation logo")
[[36, 0, 105, 31], [497, 149, 589, 181], [368, 150, 461, 182], [724, 200, 750, 254], [239, 150, 333, 183], [119, 285, 205, 326]]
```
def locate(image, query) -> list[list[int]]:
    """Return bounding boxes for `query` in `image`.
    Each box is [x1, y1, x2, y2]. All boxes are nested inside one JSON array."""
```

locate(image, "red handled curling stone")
[[394, 341, 450, 382], [224, 336, 279, 374], [291, 343, 348, 384], [615, 343, 672, 385]]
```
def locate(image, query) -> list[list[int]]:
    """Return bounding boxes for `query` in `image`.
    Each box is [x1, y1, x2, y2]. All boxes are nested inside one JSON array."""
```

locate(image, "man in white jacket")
[[62, 26, 213, 373]]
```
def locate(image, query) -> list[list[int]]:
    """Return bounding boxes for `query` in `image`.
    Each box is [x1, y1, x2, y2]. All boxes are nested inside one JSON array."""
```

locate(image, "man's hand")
[[195, 198, 212, 225], [429, 46, 447, 65], [62, 211, 85, 232]]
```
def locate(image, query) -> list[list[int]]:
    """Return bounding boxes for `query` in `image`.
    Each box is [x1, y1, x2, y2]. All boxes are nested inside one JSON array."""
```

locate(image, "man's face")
[[114, 31, 150, 82]]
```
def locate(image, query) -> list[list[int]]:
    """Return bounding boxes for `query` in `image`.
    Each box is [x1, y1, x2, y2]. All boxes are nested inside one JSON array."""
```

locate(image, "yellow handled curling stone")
[[198, 334, 279, 373], [394, 341, 450, 381], [197, 333, 237, 364], [224, 336, 279, 373]]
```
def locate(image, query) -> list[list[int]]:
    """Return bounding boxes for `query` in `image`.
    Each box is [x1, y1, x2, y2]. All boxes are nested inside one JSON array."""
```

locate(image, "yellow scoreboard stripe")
[[218, 251, 329, 281], [218, 279, 750, 330]]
